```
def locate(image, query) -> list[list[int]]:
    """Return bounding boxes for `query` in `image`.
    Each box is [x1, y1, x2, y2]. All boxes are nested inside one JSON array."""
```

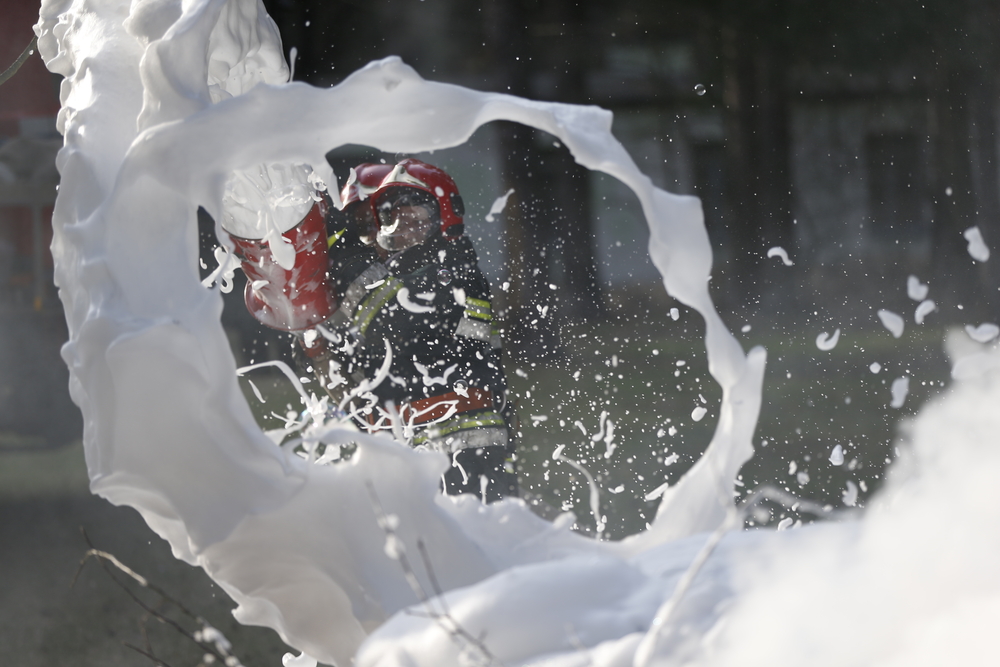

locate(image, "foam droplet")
[[829, 444, 844, 466], [914, 299, 936, 325], [766, 246, 794, 266], [842, 480, 859, 507], [816, 329, 841, 351], [890, 376, 910, 408], [877, 309, 904, 338], [963, 226, 990, 262], [966, 323, 999, 343], [907, 275, 929, 301], [485, 187, 514, 222]]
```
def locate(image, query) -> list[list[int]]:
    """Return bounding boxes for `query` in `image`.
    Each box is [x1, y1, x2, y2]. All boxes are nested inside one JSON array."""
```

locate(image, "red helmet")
[[341, 163, 393, 205], [373, 158, 465, 240], [336, 163, 393, 247]]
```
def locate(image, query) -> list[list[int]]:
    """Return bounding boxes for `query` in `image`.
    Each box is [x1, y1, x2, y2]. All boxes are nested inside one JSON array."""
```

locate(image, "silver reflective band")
[[414, 414, 509, 452], [456, 317, 491, 342]]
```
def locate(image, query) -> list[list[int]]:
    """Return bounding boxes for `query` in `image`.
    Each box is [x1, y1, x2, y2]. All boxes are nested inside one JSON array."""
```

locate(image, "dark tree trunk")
[[549, 150, 603, 323], [720, 3, 794, 313], [483, 0, 563, 360], [545, 0, 603, 323], [929, 65, 996, 317]]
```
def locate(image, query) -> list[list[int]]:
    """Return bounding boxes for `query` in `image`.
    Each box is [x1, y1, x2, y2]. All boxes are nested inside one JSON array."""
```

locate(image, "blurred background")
[[2, 0, 998, 664]]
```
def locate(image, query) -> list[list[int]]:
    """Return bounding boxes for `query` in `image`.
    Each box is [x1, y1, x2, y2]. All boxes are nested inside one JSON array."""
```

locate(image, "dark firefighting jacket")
[[330, 231, 509, 452]]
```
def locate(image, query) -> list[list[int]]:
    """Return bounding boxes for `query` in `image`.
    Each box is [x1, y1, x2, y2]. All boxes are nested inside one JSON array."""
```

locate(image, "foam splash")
[[36, 0, 1000, 664], [35, 0, 764, 662]]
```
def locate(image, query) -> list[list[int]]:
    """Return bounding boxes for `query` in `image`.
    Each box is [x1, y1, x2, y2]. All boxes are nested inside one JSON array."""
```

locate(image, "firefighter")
[[335, 159, 517, 502], [227, 160, 517, 502]]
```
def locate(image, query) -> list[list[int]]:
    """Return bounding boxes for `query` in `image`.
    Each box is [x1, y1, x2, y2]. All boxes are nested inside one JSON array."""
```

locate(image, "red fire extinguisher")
[[226, 196, 336, 335]]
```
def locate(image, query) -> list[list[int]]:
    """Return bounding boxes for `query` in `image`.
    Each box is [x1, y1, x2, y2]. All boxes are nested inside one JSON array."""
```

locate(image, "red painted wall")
[[0, 0, 61, 136]]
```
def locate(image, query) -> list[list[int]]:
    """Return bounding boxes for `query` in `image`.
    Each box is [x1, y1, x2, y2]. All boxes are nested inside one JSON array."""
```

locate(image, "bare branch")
[[0, 35, 38, 87], [122, 641, 175, 667], [74, 529, 241, 667], [365, 484, 503, 665], [365, 480, 430, 604]]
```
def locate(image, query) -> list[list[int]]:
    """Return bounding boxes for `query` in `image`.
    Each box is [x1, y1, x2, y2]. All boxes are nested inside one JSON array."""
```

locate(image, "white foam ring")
[[37, 0, 766, 663]]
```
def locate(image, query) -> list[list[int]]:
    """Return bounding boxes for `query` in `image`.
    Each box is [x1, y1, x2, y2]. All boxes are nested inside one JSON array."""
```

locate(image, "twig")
[[0, 35, 38, 87], [75, 529, 203, 621], [416, 539, 447, 611], [74, 529, 241, 667], [413, 539, 500, 666], [122, 641, 175, 667], [366, 482, 503, 666], [365, 481, 428, 604]]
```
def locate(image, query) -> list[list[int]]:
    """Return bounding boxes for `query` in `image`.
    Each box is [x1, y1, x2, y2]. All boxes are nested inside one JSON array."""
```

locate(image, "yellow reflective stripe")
[[353, 277, 402, 336], [490, 322, 502, 349], [413, 417, 507, 445], [413, 412, 506, 444], [327, 228, 346, 248], [464, 297, 492, 322]]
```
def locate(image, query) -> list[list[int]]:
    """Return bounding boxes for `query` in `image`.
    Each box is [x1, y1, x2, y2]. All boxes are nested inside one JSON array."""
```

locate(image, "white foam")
[[890, 376, 910, 408], [222, 163, 319, 240], [829, 444, 844, 466], [38, 0, 770, 660], [966, 323, 1000, 344], [915, 299, 936, 325], [40, 0, 1000, 665], [484, 187, 514, 222], [907, 275, 929, 301], [766, 246, 794, 266], [878, 309, 905, 338], [816, 329, 840, 351], [963, 226, 991, 262], [842, 480, 858, 507]]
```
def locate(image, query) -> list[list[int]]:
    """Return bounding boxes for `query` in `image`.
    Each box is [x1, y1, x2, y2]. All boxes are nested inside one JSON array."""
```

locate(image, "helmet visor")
[[374, 186, 440, 252]]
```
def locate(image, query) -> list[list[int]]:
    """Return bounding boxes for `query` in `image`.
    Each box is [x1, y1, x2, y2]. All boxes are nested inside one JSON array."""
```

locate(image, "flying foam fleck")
[[485, 188, 515, 222], [890, 376, 910, 408], [829, 444, 844, 466], [877, 309, 905, 338], [907, 275, 929, 301], [963, 226, 991, 262], [966, 323, 999, 343], [914, 299, 936, 325], [816, 329, 841, 351], [766, 246, 794, 266]]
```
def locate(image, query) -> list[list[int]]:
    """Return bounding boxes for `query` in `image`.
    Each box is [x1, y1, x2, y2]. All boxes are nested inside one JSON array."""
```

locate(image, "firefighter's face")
[[375, 187, 439, 252]]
